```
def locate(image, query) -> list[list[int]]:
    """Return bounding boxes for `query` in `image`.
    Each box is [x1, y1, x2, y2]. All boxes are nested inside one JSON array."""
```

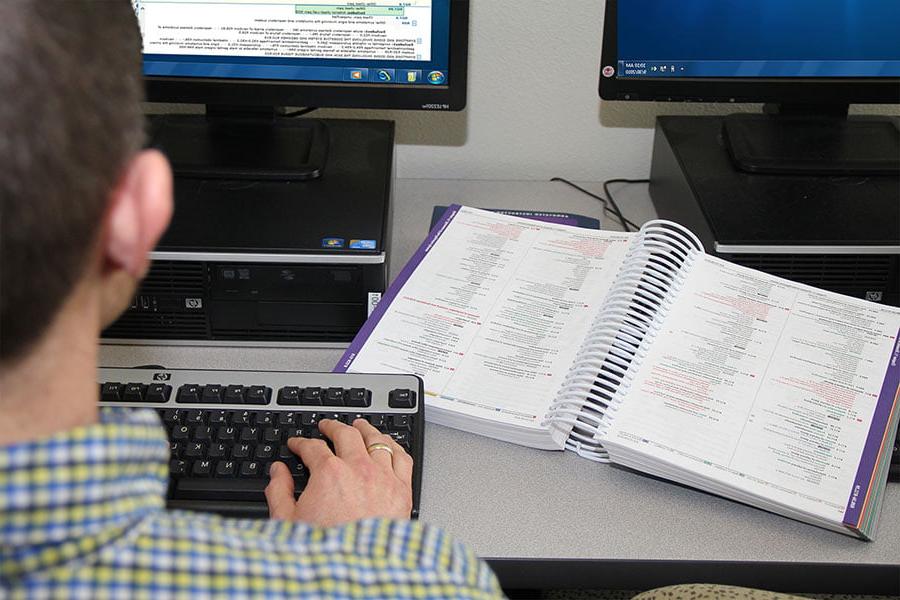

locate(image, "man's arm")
[[264, 418, 505, 598]]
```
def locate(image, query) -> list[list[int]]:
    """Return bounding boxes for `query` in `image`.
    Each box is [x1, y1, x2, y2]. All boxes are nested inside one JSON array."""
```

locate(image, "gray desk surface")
[[100, 179, 900, 594]]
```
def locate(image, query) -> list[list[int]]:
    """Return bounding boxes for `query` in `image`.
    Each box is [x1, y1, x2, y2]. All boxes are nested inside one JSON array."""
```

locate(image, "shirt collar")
[[0, 408, 168, 579]]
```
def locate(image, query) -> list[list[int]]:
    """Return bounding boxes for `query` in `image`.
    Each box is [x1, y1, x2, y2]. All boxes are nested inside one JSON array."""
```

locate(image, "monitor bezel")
[[598, 0, 900, 104], [145, 0, 469, 111]]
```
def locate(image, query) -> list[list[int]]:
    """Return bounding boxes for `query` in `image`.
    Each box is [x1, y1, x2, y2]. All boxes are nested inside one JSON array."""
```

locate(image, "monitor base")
[[149, 106, 329, 181], [723, 110, 900, 176], [649, 115, 900, 306]]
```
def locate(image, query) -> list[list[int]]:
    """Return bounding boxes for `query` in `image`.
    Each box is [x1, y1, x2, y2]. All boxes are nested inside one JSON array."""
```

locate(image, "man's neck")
[[0, 285, 100, 445]]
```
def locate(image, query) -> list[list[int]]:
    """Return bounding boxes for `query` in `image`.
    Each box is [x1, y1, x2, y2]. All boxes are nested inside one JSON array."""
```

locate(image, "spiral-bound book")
[[336, 205, 900, 539]]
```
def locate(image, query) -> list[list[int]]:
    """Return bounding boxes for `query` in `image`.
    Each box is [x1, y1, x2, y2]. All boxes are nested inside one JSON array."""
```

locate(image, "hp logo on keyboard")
[[153, 373, 172, 381]]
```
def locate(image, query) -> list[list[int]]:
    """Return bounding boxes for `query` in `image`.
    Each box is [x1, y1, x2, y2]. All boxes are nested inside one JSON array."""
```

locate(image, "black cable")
[[603, 178, 649, 232], [281, 107, 319, 118], [550, 177, 642, 232], [551, 177, 611, 213]]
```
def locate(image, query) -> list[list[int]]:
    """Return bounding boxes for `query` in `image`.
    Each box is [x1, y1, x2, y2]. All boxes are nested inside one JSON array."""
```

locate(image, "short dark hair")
[[0, 1, 144, 363]]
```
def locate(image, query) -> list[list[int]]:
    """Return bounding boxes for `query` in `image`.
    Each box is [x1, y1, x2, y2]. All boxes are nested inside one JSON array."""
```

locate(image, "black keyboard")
[[98, 367, 424, 518]]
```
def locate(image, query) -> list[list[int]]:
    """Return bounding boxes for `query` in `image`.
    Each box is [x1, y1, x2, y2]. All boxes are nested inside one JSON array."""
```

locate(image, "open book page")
[[338, 206, 631, 445], [601, 253, 900, 523]]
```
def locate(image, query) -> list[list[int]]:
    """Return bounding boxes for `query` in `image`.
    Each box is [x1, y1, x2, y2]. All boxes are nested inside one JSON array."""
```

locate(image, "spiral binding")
[[543, 220, 704, 462]]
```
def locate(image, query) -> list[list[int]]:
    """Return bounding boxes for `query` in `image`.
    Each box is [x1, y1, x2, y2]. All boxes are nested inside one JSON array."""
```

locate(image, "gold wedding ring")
[[366, 442, 394, 457]]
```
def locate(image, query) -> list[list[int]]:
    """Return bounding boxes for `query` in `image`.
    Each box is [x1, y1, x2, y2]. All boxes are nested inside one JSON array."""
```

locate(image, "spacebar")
[[174, 478, 269, 502]]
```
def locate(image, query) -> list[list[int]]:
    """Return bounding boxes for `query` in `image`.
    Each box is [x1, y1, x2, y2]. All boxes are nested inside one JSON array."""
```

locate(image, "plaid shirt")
[[0, 408, 503, 599]]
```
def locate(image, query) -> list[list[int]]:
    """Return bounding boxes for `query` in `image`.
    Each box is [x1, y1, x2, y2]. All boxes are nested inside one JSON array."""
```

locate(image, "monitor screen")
[[599, 0, 900, 104], [137, 0, 468, 110]]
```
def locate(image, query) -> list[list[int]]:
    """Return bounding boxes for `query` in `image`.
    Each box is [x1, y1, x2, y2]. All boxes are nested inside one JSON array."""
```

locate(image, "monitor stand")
[[648, 115, 900, 306], [723, 104, 900, 176], [149, 105, 330, 181]]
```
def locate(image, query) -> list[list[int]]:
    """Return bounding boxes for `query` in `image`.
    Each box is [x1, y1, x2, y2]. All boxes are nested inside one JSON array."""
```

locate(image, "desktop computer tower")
[[103, 119, 395, 345], [649, 116, 900, 307]]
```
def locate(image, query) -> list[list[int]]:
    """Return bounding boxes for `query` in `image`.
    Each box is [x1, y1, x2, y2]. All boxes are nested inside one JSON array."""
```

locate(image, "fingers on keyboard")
[[156, 409, 413, 505]]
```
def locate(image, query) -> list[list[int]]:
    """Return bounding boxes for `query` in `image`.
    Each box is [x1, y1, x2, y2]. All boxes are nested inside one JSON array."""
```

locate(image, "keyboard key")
[[278, 445, 294, 460], [146, 384, 171, 403], [162, 409, 181, 424], [233, 444, 252, 459], [388, 389, 416, 409], [176, 384, 202, 403], [300, 387, 323, 406], [172, 425, 191, 440], [367, 414, 386, 429], [389, 431, 411, 447], [224, 385, 246, 404], [277, 412, 298, 427], [201, 385, 224, 403], [215, 461, 237, 477], [100, 382, 123, 402], [325, 388, 345, 406], [191, 460, 213, 477], [174, 478, 268, 502], [209, 443, 229, 458], [240, 461, 261, 477], [300, 413, 319, 427], [277, 387, 301, 405], [193, 425, 213, 441], [305, 428, 325, 441], [263, 428, 282, 443], [245, 386, 271, 405], [283, 458, 307, 482], [252, 412, 275, 427], [216, 426, 236, 442], [346, 388, 371, 407], [184, 410, 204, 424], [230, 411, 252, 425], [185, 442, 206, 458], [208, 410, 228, 424], [389, 415, 411, 431], [123, 383, 146, 402], [255, 444, 275, 459], [240, 427, 260, 442], [169, 459, 187, 477]]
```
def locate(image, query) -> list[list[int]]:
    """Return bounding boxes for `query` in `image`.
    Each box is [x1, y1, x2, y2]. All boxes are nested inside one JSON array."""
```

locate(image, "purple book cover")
[[334, 204, 463, 373], [429, 206, 600, 231], [842, 327, 900, 528]]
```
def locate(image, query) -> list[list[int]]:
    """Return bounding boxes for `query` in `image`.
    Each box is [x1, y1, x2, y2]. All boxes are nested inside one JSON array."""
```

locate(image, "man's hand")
[[265, 418, 414, 526]]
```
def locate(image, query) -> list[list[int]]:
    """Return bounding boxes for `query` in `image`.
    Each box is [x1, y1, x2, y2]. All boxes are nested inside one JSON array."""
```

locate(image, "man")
[[0, 2, 503, 598]]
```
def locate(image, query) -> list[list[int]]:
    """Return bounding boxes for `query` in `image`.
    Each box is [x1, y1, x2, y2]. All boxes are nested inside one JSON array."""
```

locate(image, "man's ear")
[[99, 149, 173, 326], [104, 149, 173, 278]]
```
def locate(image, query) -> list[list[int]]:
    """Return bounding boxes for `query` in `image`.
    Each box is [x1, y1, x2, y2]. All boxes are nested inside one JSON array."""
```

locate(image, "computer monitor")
[[134, 0, 469, 178], [599, 0, 900, 175]]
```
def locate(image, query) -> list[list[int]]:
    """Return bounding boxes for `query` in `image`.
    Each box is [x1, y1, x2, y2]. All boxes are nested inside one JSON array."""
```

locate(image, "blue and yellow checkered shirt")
[[0, 408, 503, 599]]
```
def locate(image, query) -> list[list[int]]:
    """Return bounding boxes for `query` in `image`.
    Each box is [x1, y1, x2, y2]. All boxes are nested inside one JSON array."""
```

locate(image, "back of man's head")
[[0, 1, 144, 364]]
